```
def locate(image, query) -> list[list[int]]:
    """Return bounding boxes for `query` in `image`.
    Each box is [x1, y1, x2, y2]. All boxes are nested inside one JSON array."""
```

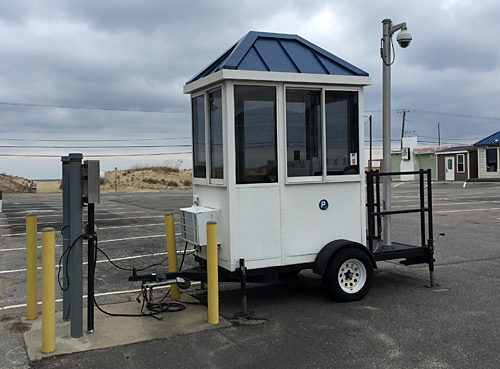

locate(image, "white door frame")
[[445, 156, 455, 181]]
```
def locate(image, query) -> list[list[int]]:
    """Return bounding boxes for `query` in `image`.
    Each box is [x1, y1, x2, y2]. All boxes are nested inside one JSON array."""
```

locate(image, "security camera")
[[397, 29, 412, 48]]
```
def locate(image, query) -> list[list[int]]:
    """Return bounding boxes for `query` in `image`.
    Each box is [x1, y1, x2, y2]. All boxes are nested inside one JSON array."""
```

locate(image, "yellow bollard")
[[26, 214, 38, 320], [165, 214, 180, 300], [41, 227, 55, 354], [207, 221, 219, 325]]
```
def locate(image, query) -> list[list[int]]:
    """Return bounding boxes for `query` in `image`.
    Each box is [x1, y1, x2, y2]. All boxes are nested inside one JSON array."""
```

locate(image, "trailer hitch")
[[142, 277, 191, 290], [129, 266, 208, 284]]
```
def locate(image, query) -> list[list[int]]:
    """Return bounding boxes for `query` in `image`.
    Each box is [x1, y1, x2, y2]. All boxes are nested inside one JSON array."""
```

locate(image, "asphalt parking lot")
[[0, 181, 499, 368]]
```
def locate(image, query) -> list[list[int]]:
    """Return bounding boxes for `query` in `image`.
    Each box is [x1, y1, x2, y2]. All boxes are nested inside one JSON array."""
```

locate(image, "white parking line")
[[0, 215, 166, 228], [1, 221, 178, 237], [0, 248, 193, 274], [0, 233, 180, 251], [0, 281, 201, 311], [435, 207, 500, 214], [5, 210, 146, 220]]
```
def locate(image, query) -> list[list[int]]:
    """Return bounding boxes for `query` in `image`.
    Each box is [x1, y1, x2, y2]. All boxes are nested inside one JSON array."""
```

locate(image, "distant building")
[[435, 146, 478, 181], [474, 130, 500, 180], [390, 136, 447, 180]]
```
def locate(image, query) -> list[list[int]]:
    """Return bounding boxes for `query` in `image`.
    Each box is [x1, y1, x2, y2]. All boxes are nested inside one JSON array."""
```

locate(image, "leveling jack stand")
[[239, 259, 248, 316]]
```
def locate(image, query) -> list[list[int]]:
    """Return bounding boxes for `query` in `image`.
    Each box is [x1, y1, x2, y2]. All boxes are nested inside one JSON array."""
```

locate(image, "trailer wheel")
[[323, 248, 373, 302]]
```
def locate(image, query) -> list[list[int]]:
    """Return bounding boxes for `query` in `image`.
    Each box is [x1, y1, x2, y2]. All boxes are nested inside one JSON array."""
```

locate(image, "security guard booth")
[[180, 31, 383, 301]]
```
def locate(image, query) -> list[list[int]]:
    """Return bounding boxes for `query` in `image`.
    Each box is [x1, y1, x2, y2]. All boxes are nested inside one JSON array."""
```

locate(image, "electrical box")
[[180, 206, 219, 246], [82, 160, 100, 204], [402, 147, 410, 160]]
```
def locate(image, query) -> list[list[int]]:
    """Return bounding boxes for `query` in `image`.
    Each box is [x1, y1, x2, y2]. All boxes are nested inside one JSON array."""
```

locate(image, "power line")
[[365, 108, 500, 121], [0, 137, 190, 142], [0, 101, 190, 114], [0, 152, 191, 158], [0, 144, 191, 149]]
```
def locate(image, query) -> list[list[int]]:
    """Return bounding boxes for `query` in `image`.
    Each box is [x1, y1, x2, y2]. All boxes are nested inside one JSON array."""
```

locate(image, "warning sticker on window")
[[350, 153, 358, 166]]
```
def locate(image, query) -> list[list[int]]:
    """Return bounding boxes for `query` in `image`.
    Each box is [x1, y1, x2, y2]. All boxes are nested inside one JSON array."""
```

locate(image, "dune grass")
[[128, 159, 182, 173]]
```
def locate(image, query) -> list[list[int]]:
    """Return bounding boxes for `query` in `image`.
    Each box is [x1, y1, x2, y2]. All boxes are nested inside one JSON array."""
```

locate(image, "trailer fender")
[[313, 239, 377, 276]]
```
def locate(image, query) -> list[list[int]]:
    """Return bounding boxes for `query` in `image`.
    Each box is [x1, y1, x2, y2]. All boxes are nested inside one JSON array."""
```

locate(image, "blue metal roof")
[[186, 31, 369, 84], [474, 131, 500, 146]]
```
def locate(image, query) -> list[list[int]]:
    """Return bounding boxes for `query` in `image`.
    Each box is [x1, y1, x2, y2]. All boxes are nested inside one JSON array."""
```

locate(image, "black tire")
[[322, 248, 374, 302]]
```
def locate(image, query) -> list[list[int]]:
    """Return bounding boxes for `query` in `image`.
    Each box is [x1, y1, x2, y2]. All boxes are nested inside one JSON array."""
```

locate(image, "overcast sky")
[[0, 0, 499, 179]]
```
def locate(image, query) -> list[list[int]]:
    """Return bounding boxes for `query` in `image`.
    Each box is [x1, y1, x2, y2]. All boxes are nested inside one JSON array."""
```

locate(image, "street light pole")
[[381, 18, 412, 249]]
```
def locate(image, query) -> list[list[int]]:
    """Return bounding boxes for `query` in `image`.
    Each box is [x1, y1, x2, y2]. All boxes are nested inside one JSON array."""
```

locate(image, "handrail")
[[366, 169, 433, 253]]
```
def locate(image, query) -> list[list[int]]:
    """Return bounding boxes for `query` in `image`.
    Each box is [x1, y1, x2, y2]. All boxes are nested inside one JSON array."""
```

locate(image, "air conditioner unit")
[[180, 206, 219, 246]]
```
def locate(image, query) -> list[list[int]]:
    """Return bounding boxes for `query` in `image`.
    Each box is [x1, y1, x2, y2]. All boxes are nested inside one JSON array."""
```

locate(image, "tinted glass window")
[[325, 91, 359, 175], [192, 95, 206, 178], [234, 85, 277, 184], [487, 148, 498, 172], [286, 90, 322, 177], [457, 154, 464, 172], [209, 90, 223, 179]]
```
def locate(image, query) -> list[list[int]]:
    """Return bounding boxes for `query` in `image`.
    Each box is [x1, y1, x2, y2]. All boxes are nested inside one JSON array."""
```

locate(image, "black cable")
[[158, 241, 190, 304], [92, 235, 186, 319], [57, 233, 85, 291], [95, 245, 169, 272], [178, 241, 189, 271]]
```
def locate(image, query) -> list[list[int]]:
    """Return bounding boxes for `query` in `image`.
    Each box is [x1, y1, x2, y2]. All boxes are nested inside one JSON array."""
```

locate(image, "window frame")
[[191, 85, 226, 186], [234, 83, 279, 186], [486, 147, 499, 173], [457, 153, 465, 173], [284, 85, 362, 185], [209, 88, 224, 184], [285, 88, 323, 180], [191, 91, 207, 185]]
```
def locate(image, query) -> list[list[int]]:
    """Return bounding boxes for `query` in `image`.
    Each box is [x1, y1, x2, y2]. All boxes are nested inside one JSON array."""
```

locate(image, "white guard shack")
[[181, 31, 373, 301]]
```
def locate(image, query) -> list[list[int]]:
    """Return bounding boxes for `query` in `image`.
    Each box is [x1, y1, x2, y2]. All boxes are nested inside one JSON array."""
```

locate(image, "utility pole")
[[399, 110, 410, 150], [369, 115, 373, 170], [438, 123, 441, 146], [381, 18, 412, 250]]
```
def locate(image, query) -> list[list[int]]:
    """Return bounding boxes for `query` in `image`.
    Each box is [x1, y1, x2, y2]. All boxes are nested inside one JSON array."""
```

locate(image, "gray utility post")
[[61, 156, 71, 320], [381, 18, 412, 249], [69, 153, 83, 338]]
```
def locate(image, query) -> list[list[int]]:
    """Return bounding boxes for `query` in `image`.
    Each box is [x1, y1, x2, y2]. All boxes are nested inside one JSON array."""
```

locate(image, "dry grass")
[[128, 160, 182, 174], [0, 173, 33, 193]]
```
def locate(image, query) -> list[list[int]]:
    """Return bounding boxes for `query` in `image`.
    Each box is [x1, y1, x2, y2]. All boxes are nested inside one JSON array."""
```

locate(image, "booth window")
[[192, 95, 206, 178], [209, 89, 223, 179], [457, 154, 465, 173], [325, 91, 359, 175], [235, 85, 277, 184], [486, 148, 498, 172], [286, 89, 322, 177]]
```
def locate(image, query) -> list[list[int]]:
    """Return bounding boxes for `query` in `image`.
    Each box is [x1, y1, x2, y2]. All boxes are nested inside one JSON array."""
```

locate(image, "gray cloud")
[[0, 0, 498, 178]]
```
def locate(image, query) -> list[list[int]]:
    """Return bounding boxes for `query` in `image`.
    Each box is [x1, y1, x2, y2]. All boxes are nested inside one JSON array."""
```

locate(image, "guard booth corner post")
[[165, 214, 180, 300], [207, 221, 219, 325], [26, 214, 38, 320], [41, 227, 55, 354]]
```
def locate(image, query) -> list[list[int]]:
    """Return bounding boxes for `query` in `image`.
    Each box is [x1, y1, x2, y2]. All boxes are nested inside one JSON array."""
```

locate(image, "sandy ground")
[[0, 173, 32, 193], [0, 169, 193, 194], [100, 168, 192, 193], [33, 180, 62, 194]]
